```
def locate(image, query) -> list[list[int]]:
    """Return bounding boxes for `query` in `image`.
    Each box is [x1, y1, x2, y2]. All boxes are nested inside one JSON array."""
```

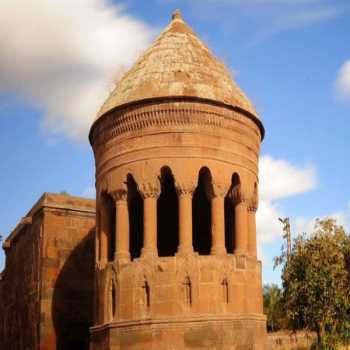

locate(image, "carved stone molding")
[[91, 100, 261, 147]]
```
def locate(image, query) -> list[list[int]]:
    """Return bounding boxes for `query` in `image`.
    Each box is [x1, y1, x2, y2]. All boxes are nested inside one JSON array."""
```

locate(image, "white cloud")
[[257, 200, 284, 244], [256, 156, 350, 283], [0, 0, 154, 141], [259, 155, 317, 201], [335, 60, 350, 103], [256, 155, 317, 246]]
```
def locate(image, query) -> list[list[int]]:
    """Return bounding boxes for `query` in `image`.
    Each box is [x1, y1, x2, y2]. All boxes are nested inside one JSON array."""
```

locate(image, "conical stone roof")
[[96, 10, 258, 120]]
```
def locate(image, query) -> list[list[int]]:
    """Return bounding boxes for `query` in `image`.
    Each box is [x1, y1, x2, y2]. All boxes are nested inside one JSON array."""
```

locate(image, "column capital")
[[110, 189, 128, 202], [247, 197, 258, 212], [139, 182, 161, 199], [175, 182, 196, 196], [229, 185, 248, 205], [212, 182, 229, 198]]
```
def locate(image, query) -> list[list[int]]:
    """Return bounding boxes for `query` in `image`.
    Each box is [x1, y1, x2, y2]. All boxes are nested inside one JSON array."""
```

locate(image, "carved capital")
[[175, 182, 196, 196], [247, 196, 258, 212], [229, 185, 248, 205], [110, 189, 128, 202], [212, 182, 229, 198], [139, 182, 161, 199]]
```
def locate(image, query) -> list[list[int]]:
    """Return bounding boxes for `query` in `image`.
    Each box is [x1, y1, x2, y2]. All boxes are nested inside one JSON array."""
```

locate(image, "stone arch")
[[224, 173, 240, 254], [157, 166, 179, 257], [141, 276, 151, 312], [221, 277, 229, 304], [127, 174, 143, 260], [100, 192, 116, 262], [192, 167, 212, 255], [182, 275, 192, 308], [108, 278, 118, 322]]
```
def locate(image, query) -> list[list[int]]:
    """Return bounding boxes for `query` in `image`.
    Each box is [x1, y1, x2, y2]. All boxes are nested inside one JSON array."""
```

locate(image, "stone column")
[[211, 183, 227, 255], [176, 184, 195, 255], [233, 187, 248, 255], [112, 190, 130, 262], [140, 183, 160, 258], [247, 199, 258, 257]]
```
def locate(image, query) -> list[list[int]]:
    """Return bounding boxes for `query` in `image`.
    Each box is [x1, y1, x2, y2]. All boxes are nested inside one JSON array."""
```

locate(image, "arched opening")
[[111, 282, 116, 321], [157, 167, 179, 257], [192, 167, 212, 255], [222, 278, 229, 304], [183, 276, 192, 308], [127, 174, 143, 260], [225, 173, 240, 254], [142, 279, 150, 309], [100, 193, 116, 262]]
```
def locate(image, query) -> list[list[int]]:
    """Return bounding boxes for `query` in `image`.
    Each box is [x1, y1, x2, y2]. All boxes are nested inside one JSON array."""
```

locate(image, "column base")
[[234, 249, 247, 256], [141, 248, 158, 258], [114, 251, 130, 263], [210, 246, 227, 256], [176, 245, 194, 256]]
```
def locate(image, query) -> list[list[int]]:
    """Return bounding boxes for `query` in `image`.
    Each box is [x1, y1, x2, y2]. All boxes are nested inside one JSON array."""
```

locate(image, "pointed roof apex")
[[172, 9, 182, 21], [95, 12, 259, 122]]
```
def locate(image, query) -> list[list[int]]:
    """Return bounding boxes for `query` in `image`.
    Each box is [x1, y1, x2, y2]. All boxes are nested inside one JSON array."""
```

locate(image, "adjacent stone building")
[[0, 194, 95, 350], [0, 10, 267, 350]]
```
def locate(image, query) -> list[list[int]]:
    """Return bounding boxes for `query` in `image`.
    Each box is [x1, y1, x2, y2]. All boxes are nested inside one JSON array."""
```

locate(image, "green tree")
[[275, 218, 350, 349], [263, 283, 285, 332]]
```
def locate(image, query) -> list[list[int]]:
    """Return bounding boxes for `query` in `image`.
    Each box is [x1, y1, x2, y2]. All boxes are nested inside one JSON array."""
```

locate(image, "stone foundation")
[[91, 315, 267, 350]]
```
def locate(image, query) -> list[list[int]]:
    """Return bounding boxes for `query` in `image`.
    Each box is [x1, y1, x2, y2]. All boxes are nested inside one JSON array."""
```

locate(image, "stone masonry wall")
[[40, 197, 96, 350], [0, 214, 42, 350], [0, 193, 96, 350]]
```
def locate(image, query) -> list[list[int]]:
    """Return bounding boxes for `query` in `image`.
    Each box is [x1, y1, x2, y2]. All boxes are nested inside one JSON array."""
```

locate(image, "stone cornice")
[[90, 313, 267, 333], [89, 97, 264, 147]]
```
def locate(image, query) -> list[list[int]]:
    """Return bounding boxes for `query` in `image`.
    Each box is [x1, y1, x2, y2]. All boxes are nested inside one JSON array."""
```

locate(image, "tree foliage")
[[263, 283, 285, 332], [275, 218, 350, 349]]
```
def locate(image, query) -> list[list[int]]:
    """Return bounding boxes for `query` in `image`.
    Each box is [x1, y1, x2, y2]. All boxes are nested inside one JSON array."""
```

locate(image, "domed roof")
[[96, 10, 258, 120]]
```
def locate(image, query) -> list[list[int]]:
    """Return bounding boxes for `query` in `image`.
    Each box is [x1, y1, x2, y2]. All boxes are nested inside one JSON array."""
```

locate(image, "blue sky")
[[0, 0, 349, 284]]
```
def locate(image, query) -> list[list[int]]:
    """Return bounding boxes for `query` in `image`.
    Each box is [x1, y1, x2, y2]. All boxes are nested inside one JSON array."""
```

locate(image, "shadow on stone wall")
[[52, 229, 95, 350]]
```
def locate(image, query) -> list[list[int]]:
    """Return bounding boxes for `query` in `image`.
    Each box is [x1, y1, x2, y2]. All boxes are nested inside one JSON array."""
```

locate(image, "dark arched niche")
[[157, 167, 179, 257], [127, 174, 143, 259], [225, 173, 240, 254], [192, 167, 212, 255], [100, 193, 116, 262]]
